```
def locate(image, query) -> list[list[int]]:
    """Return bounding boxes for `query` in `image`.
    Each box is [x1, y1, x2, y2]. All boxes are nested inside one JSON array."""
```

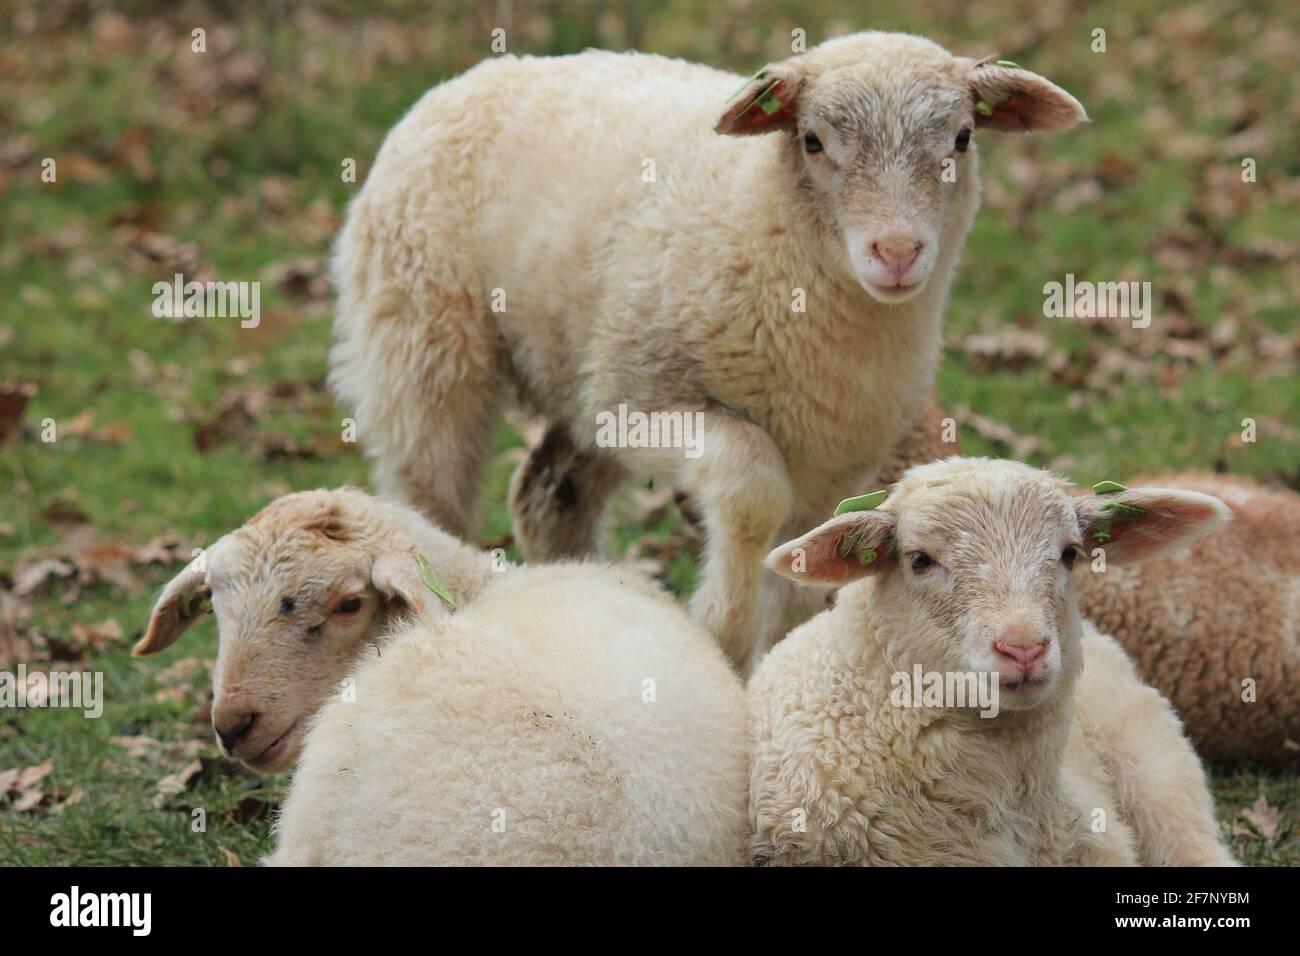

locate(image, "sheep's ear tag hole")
[[834, 489, 888, 516], [734, 77, 782, 121], [842, 541, 873, 564], [837, 536, 877, 566], [415, 554, 457, 610], [1087, 482, 1147, 543], [180, 592, 212, 618], [1092, 480, 1129, 494]]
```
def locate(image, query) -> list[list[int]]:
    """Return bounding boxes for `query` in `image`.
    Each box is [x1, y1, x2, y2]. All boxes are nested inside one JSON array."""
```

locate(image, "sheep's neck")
[[845, 594, 1082, 861]]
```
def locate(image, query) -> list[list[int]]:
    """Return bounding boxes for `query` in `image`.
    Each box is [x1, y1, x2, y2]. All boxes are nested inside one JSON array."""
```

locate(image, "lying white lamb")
[[268, 561, 749, 866], [329, 32, 1088, 673], [751, 457, 1237, 866], [136, 488, 749, 865]]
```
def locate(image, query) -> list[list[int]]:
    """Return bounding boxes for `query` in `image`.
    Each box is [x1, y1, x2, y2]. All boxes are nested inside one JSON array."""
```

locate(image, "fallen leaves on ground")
[[189, 380, 347, 461], [1235, 794, 1283, 841], [7, 525, 192, 604], [951, 405, 1042, 460], [0, 759, 82, 814]]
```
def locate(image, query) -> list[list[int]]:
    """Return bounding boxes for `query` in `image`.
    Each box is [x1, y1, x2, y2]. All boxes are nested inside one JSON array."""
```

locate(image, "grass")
[[0, 0, 1296, 865]]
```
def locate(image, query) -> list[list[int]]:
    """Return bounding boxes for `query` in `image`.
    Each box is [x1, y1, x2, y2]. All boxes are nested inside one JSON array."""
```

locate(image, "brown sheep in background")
[[1075, 473, 1300, 766]]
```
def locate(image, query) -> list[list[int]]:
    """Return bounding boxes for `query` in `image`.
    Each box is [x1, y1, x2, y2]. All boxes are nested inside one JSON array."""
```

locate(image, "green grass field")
[[1, 0, 1296, 865]]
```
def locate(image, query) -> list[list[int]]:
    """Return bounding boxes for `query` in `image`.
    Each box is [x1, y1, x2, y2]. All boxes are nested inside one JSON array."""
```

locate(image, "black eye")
[[279, 597, 295, 614], [909, 552, 935, 572], [954, 128, 971, 152], [803, 131, 823, 154], [1061, 545, 1078, 569], [334, 596, 363, 615]]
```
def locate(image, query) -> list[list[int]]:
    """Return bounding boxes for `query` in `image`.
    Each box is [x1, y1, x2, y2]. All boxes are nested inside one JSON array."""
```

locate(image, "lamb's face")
[[766, 457, 1231, 717], [135, 489, 442, 773], [872, 463, 1085, 711], [714, 32, 1087, 305], [794, 60, 976, 304], [202, 513, 391, 773]]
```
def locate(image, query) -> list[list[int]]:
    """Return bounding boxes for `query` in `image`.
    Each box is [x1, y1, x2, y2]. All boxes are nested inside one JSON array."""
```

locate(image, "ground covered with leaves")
[[1, 1, 1297, 865]]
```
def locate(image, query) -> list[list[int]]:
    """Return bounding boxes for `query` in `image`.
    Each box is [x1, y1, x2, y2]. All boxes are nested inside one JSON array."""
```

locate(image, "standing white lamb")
[[135, 487, 749, 865], [751, 457, 1237, 866], [329, 32, 1087, 671]]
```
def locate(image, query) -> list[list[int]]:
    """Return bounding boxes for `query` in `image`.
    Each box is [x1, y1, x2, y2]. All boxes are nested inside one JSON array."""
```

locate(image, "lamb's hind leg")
[[331, 281, 504, 539], [508, 425, 626, 561]]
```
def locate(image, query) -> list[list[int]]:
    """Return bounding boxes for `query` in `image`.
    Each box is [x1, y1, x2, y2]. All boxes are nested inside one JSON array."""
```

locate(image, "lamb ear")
[[1075, 487, 1230, 566], [968, 60, 1087, 132], [371, 550, 454, 621], [765, 510, 895, 585], [715, 64, 804, 136], [134, 557, 212, 657]]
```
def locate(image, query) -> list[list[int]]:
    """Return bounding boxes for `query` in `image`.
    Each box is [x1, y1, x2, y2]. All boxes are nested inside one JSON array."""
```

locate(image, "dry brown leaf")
[[0, 381, 37, 444], [110, 735, 164, 759], [61, 408, 131, 446], [69, 618, 124, 653], [1239, 794, 1280, 841], [3, 759, 55, 812], [152, 758, 204, 809], [952, 405, 1042, 460], [957, 330, 1049, 371]]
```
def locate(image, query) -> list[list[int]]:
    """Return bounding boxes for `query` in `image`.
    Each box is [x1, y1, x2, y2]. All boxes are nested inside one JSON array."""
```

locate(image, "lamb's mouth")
[[865, 279, 923, 301], [246, 718, 302, 770], [999, 675, 1050, 693]]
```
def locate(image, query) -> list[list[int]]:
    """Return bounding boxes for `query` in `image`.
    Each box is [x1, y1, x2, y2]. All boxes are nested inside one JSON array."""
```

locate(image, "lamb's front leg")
[[1075, 628, 1239, 866], [682, 412, 793, 674]]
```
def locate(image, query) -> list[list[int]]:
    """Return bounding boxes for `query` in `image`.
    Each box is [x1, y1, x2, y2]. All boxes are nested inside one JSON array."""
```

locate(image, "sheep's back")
[[270, 563, 749, 866], [1073, 473, 1299, 765]]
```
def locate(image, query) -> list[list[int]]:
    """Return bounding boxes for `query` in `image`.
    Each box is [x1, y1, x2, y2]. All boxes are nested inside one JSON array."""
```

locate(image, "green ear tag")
[[416, 554, 457, 610], [759, 93, 782, 114], [975, 99, 995, 116], [1099, 501, 1149, 520], [835, 489, 888, 516], [181, 592, 212, 618], [730, 67, 769, 100], [1090, 498, 1148, 543], [837, 536, 877, 565], [995, 59, 1020, 69], [1091, 480, 1129, 495]]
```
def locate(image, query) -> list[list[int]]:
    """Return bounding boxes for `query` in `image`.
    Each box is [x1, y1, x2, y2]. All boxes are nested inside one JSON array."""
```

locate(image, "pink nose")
[[993, 640, 1047, 673], [872, 237, 924, 279]]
